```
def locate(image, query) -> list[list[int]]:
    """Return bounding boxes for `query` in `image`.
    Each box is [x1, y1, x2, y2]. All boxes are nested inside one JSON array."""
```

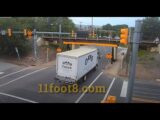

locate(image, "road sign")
[[57, 47, 62, 53], [101, 95, 116, 103], [15, 47, 21, 61], [1, 30, 6, 35], [106, 53, 112, 59], [106, 96, 116, 103]]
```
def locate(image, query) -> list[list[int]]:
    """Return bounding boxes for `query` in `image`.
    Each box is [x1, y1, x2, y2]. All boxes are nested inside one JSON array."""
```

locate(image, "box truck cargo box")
[[56, 47, 98, 83]]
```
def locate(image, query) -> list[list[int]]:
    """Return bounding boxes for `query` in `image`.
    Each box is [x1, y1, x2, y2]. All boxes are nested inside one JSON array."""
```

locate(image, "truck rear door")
[[57, 55, 77, 80]]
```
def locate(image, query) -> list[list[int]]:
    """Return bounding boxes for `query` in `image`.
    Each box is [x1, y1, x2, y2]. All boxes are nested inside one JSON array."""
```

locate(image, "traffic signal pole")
[[126, 20, 142, 103], [33, 29, 37, 59]]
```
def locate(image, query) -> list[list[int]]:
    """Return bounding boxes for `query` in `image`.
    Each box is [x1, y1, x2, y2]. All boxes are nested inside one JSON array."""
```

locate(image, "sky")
[[69, 17, 144, 27]]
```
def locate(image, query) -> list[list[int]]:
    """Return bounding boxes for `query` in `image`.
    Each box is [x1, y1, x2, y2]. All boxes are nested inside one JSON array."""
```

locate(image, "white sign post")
[[15, 47, 21, 61]]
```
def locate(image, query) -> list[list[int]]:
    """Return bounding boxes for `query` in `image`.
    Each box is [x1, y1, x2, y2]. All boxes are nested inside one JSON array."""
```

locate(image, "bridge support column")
[[72, 45, 80, 50], [111, 47, 117, 62]]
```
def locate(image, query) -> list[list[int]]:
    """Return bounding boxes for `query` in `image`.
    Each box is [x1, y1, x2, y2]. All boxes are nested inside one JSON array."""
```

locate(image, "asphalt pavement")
[[0, 47, 159, 103]]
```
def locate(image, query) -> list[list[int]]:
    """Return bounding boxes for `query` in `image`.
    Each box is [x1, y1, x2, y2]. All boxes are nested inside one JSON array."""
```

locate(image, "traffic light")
[[24, 29, 27, 36], [8, 28, 12, 37], [120, 28, 128, 45], [27, 30, 32, 39], [71, 30, 75, 37], [27, 30, 32, 36]]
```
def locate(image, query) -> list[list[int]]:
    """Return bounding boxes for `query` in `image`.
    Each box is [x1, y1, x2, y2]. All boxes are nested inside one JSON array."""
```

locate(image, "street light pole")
[[92, 17, 93, 31], [80, 22, 82, 30], [58, 17, 62, 44], [50, 23, 53, 38], [126, 20, 142, 103], [92, 17, 94, 37], [33, 19, 37, 60], [33, 29, 37, 60], [59, 24, 61, 41]]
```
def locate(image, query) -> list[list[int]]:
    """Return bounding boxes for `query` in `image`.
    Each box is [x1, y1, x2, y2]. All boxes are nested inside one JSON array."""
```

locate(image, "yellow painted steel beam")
[[63, 42, 118, 47]]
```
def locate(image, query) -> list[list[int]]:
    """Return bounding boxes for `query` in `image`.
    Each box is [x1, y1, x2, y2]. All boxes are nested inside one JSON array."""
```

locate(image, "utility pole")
[[46, 47, 49, 63], [126, 20, 142, 103], [92, 17, 94, 37], [92, 17, 93, 31], [59, 24, 61, 40], [58, 17, 62, 45], [33, 29, 37, 59], [125, 27, 132, 75], [80, 22, 82, 30]]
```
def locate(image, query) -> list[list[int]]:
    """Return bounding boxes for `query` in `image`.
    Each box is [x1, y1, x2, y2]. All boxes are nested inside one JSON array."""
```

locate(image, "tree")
[[141, 17, 160, 41], [102, 24, 112, 30], [101, 24, 128, 37], [0, 17, 75, 57]]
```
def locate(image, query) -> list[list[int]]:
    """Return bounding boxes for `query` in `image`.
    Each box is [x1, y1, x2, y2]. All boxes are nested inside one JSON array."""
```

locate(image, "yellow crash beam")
[[63, 42, 118, 47]]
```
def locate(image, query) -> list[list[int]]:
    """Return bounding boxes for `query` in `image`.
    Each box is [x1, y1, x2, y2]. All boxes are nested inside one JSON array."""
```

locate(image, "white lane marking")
[[0, 72, 4, 75], [101, 77, 116, 102], [120, 81, 128, 97], [0, 92, 38, 103], [75, 71, 103, 103], [0, 67, 32, 80], [0, 67, 48, 88]]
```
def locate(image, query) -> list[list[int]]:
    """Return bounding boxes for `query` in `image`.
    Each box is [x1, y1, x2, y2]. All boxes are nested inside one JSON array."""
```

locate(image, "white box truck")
[[56, 47, 98, 84]]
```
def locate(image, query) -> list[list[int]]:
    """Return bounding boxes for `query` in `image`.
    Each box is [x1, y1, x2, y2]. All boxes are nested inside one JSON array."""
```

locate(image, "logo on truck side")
[[62, 61, 72, 69], [85, 55, 93, 65]]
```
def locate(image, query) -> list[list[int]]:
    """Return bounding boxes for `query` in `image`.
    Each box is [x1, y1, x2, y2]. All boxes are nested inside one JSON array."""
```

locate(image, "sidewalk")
[[103, 49, 127, 77]]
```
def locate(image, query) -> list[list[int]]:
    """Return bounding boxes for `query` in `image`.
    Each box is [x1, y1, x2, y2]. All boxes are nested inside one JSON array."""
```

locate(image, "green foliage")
[[138, 50, 146, 57], [138, 50, 155, 61], [141, 17, 160, 41], [102, 24, 112, 30], [49, 43, 59, 50], [101, 24, 128, 37], [0, 17, 75, 57], [149, 57, 154, 60], [0, 34, 31, 57]]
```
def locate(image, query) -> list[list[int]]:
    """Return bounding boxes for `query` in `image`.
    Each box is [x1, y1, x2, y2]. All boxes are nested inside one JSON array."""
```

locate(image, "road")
[[0, 62, 121, 103], [0, 47, 159, 103], [133, 80, 160, 103]]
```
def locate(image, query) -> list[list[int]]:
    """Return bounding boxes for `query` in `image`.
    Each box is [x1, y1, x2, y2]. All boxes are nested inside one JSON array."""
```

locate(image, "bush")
[[138, 50, 147, 57], [0, 35, 32, 57], [49, 43, 59, 50]]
